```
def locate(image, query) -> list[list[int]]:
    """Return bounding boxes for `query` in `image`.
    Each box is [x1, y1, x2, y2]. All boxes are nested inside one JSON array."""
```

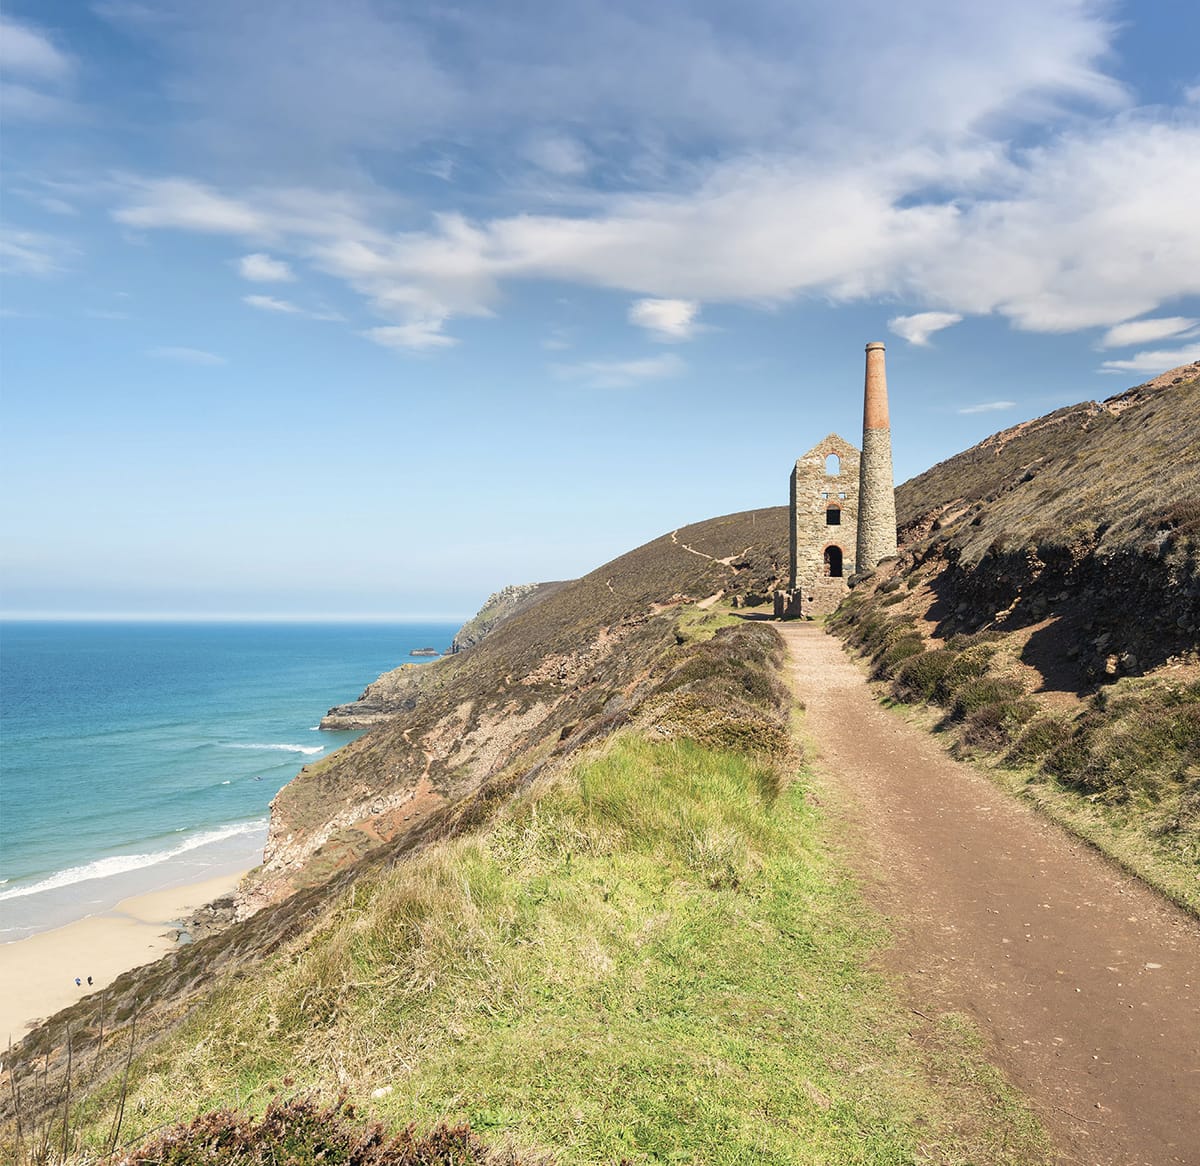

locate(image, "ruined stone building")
[[774, 342, 897, 619]]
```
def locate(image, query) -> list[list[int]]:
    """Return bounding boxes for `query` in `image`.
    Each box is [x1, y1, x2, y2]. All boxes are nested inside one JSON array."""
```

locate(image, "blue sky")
[[2, 0, 1198, 619]]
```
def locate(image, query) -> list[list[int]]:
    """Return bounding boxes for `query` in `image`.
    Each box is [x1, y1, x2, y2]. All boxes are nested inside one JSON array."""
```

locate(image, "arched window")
[[824, 546, 844, 578], [825, 453, 840, 476], [826, 506, 841, 526]]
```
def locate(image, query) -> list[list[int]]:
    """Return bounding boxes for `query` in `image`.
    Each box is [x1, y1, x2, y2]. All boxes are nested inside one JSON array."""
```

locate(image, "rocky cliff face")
[[885, 363, 1200, 685], [238, 508, 788, 915]]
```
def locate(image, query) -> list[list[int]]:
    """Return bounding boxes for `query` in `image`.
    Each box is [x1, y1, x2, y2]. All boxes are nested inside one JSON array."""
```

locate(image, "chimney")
[[856, 341, 898, 572]]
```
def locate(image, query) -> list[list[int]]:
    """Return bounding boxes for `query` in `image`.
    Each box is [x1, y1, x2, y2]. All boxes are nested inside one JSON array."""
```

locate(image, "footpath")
[[778, 622, 1200, 1166]]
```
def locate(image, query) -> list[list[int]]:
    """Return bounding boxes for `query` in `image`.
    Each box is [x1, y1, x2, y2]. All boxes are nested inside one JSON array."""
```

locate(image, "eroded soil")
[[780, 622, 1200, 1166]]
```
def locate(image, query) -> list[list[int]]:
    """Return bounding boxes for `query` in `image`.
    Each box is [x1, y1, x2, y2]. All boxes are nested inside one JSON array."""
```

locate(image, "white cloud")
[[149, 346, 227, 365], [115, 179, 269, 235], [628, 298, 700, 342], [244, 294, 301, 313], [1098, 346, 1200, 375], [243, 294, 342, 321], [0, 17, 75, 122], [1097, 316, 1198, 349], [0, 226, 74, 275], [958, 400, 1016, 414], [0, 17, 72, 79], [551, 352, 685, 389], [91, 5, 1200, 357], [889, 311, 963, 346], [362, 321, 457, 351], [238, 253, 295, 282], [523, 134, 590, 177]]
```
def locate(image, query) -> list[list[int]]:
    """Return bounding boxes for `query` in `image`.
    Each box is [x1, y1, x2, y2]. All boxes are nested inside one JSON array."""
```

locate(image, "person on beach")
[[87, 976, 93, 986], [74, 977, 81, 986]]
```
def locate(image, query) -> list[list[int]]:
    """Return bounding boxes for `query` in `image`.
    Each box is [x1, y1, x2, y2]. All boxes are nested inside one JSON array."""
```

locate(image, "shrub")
[[121, 1097, 504, 1165], [872, 632, 925, 680], [934, 644, 998, 706], [892, 649, 957, 703], [1008, 717, 1071, 765], [959, 696, 1039, 750], [949, 676, 1028, 722]]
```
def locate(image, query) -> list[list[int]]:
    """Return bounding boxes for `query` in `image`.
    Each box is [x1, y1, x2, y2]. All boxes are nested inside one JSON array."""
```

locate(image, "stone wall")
[[788, 433, 860, 616]]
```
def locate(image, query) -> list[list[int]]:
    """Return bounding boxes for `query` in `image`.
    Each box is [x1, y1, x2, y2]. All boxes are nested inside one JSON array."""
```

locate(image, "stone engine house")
[[779, 435, 861, 617], [775, 342, 897, 619]]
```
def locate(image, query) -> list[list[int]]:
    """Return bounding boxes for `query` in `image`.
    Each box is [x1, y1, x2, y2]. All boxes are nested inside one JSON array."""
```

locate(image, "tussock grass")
[[63, 734, 1046, 1164]]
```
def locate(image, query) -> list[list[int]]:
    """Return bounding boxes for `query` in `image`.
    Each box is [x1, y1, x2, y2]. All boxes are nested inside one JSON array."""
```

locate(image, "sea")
[[0, 621, 459, 943]]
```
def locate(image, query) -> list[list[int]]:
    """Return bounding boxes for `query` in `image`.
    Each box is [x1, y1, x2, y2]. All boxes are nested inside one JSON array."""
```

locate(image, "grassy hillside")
[[833, 364, 1200, 912], [6, 617, 1047, 1165], [240, 508, 790, 912]]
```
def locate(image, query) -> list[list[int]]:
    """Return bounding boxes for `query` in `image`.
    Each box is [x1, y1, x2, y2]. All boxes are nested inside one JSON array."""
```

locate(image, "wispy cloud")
[[0, 226, 74, 275], [629, 298, 700, 342], [958, 400, 1016, 415], [81, 3, 1200, 359], [0, 16, 76, 121], [1098, 346, 1200, 375], [238, 253, 295, 282], [115, 179, 270, 235], [361, 321, 456, 351], [243, 294, 342, 321], [1097, 317, 1197, 349], [243, 294, 302, 313], [0, 16, 73, 78], [148, 345, 227, 366], [551, 352, 685, 389], [889, 312, 963, 346]]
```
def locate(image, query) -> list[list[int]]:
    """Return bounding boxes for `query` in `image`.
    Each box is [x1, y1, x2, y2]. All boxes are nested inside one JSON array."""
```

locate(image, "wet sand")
[[0, 871, 246, 1047]]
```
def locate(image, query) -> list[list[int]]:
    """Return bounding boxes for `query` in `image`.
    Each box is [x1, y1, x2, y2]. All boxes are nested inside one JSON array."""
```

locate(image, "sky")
[[2, 0, 1199, 620]]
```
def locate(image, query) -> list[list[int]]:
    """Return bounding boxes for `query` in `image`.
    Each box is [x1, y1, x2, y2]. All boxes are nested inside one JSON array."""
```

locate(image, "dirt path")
[[779, 622, 1200, 1166]]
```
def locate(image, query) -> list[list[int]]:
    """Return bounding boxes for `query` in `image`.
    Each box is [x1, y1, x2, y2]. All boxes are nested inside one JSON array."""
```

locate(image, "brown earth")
[[779, 621, 1200, 1166]]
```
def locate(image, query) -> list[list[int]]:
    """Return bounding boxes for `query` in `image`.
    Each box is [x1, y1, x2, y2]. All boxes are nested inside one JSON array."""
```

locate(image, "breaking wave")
[[0, 819, 267, 902], [224, 742, 324, 755]]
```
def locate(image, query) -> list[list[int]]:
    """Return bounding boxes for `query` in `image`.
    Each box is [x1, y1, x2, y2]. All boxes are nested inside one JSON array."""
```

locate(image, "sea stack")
[[855, 341, 897, 572]]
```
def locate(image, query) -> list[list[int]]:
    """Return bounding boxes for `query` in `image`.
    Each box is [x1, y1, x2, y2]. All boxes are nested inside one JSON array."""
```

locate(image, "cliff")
[[239, 507, 788, 914]]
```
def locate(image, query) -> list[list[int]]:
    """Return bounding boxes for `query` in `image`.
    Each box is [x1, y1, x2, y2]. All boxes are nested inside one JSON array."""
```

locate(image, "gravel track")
[[779, 622, 1200, 1166]]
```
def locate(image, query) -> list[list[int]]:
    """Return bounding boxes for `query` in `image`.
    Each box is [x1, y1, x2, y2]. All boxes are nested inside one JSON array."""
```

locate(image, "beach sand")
[[0, 871, 246, 1047]]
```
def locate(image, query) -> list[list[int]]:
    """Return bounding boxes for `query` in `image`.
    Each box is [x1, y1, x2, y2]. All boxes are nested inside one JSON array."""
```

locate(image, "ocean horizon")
[[0, 620, 459, 942]]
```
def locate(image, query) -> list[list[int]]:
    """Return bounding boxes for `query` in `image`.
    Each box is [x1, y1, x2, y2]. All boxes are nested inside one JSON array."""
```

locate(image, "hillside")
[[0, 576, 1048, 1165], [239, 507, 788, 912], [833, 361, 1200, 909]]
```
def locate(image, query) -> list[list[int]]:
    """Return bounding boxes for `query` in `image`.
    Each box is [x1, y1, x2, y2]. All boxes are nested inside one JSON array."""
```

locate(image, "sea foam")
[[225, 743, 325, 755], [0, 819, 268, 902]]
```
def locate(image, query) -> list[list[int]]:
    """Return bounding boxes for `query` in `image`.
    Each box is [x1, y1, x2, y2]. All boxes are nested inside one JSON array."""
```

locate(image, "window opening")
[[825, 453, 840, 476], [826, 506, 841, 526]]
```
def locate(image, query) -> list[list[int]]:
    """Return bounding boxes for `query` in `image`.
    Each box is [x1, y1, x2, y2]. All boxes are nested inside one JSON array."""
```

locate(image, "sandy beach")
[[0, 870, 246, 1047]]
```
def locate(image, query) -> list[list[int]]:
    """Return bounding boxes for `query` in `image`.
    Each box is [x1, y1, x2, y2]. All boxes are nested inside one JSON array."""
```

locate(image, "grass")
[[56, 733, 1046, 1165], [832, 582, 1200, 916]]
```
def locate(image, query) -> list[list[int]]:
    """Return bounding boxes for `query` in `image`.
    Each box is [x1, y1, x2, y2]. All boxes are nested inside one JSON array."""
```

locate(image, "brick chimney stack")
[[856, 341, 898, 572]]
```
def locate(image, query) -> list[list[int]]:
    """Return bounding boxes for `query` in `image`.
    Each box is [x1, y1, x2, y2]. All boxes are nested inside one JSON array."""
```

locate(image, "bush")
[[949, 676, 1028, 722], [959, 696, 1039, 750], [121, 1097, 504, 1165], [872, 633, 926, 680], [934, 644, 999, 706], [1008, 717, 1071, 765], [892, 649, 957, 703]]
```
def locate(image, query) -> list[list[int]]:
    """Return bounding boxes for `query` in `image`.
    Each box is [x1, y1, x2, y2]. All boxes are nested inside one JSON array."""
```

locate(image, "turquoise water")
[[0, 621, 457, 939]]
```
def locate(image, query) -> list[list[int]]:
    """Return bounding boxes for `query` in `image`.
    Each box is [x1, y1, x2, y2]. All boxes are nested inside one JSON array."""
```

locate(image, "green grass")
[[67, 735, 1047, 1165]]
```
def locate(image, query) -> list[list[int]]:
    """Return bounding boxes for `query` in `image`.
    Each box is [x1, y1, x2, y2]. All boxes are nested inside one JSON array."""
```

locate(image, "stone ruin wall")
[[780, 434, 860, 617]]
